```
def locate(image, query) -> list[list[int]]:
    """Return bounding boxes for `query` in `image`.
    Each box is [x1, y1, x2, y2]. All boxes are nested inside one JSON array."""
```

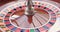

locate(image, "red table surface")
[[0, 0, 16, 6], [0, 0, 60, 6]]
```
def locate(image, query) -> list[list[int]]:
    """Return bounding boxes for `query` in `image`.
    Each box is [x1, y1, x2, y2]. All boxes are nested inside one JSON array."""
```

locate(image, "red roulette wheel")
[[0, 0, 60, 32]]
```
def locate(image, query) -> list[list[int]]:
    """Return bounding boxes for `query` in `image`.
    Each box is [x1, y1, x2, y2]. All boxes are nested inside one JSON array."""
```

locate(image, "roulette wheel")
[[0, 0, 60, 32]]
